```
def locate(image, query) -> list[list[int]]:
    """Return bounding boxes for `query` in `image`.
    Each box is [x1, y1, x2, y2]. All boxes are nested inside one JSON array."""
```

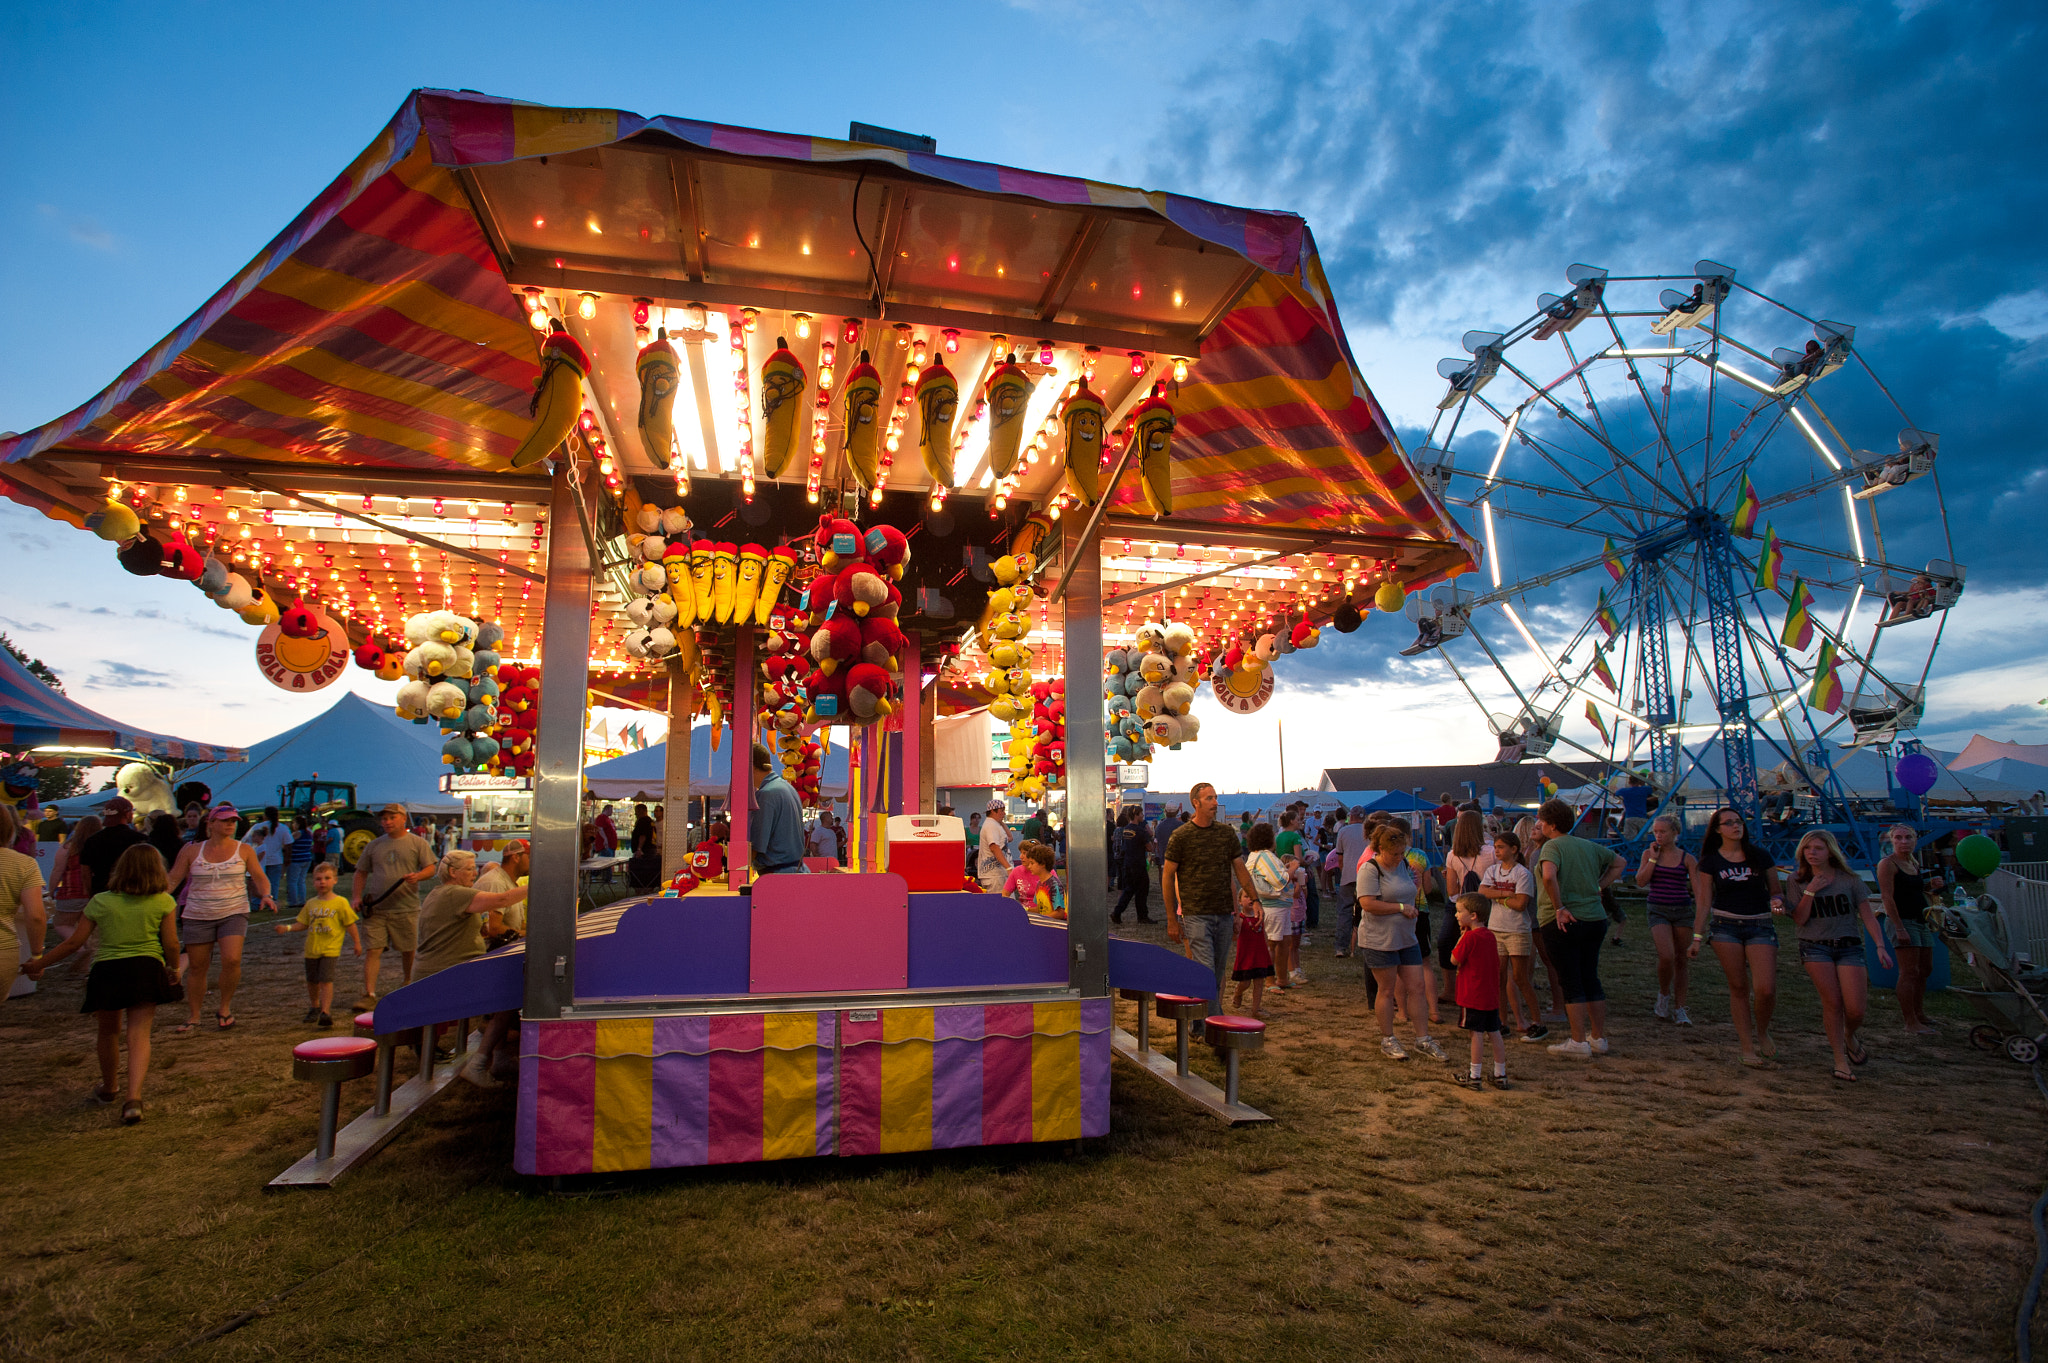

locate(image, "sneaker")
[[458, 1055, 503, 1090], [1414, 1036, 1448, 1062], [1547, 1038, 1593, 1059], [1673, 1007, 1693, 1026], [317, 1012, 333, 1029], [1590, 1037, 1609, 1055], [1490, 1073, 1513, 1090], [1654, 993, 1672, 1020], [302, 1007, 320, 1023], [1380, 1035, 1408, 1061], [1519, 1024, 1550, 1043], [1455, 1072, 1484, 1091], [1289, 969, 1308, 985]]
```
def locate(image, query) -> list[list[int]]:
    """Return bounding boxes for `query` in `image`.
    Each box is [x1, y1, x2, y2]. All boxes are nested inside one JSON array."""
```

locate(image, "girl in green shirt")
[[29, 843, 184, 1124]]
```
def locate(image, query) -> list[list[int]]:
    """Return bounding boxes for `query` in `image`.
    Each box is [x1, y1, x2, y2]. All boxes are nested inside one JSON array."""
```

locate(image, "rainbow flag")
[[1808, 639, 1844, 714], [1585, 699, 1611, 746], [1754, 524, 1783, 591], [1780, 577, 1815, 651], [1594, 593, 1620, 640], [1602, 538, 1626, 584], [1589, 645, 1616, 695], [1731, 473, 1761, 537]]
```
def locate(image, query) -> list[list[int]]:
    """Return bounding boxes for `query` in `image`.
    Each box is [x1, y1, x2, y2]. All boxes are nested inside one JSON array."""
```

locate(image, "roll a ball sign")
[[255, 610, 350, 692]]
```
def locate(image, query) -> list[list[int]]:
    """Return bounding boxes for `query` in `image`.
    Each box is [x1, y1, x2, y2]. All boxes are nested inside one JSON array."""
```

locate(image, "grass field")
[[1, 896, 2042, 1362]]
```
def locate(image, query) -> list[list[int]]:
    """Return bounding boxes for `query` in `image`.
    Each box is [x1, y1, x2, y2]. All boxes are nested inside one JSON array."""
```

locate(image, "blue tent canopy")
[[584, 724, 850, 801], [0, 645, 241, 765]]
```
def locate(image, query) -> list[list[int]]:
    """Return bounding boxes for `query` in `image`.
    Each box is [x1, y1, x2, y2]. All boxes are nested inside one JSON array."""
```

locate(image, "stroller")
[[1927, 899, 2048, 1064]]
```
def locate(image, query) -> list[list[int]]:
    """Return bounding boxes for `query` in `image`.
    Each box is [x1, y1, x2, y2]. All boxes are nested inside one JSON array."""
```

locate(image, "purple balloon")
[[1896, 752, 1940, 796]]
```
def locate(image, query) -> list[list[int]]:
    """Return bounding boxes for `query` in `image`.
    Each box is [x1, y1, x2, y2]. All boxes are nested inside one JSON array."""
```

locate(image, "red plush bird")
[[278, 601, 323, 639]]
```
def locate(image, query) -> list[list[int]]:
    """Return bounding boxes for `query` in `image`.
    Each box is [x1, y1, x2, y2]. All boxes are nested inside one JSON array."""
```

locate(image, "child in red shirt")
[[1451, 893, 1510, 1090]]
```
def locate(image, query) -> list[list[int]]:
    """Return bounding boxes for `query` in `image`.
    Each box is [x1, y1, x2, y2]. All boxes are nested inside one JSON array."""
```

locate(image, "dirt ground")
[[0, 891, 2042, 1362]]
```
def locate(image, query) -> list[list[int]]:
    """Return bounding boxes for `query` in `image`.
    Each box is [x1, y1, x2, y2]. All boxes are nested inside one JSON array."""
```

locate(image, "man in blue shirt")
[[748, 743, 807, 876]]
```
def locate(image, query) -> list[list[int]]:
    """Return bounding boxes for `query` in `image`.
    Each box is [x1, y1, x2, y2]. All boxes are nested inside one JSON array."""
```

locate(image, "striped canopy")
[[0, 89, 1474, 572], [0, 647, 244, 764]]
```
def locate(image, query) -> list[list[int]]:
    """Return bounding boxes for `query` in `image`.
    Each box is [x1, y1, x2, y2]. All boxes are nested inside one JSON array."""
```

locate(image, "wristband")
[[1691, 932, 1705, 941]]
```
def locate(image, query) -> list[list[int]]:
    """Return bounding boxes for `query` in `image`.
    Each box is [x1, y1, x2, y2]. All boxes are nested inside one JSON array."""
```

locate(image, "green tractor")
[[278, 779, 382, 870]]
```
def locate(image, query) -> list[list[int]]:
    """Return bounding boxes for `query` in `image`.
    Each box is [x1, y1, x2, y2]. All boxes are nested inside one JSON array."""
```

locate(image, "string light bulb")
[[577, 293, 599, 321], [793, 312, 813, 340]]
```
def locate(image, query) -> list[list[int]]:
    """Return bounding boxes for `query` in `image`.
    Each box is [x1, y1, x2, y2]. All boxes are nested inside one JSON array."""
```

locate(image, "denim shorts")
[[1361, 943, 1425, 969], [1799, 937, 1866, 966], [1895, 919, 1936, 950], [1647, 900, 1694, 928], [1707, 915, 1778, 948]]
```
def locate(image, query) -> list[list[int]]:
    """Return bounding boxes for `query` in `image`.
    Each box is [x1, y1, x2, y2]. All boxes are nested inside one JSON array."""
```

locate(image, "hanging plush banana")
[[984, 356, 1034, 479], [1060, 379, 1107, 504], [755, 546, 797, 626], [915, 357, 959, 488], [842, 352, 883, 490], [733, 543, 767, 624], [710, 542, 739, 624], [1131, 387, 1177, 516], [636, 330, 679, 467], [760, 340, 806, 478], [509, 325, 590, 468], [689, 539, 716, 623]]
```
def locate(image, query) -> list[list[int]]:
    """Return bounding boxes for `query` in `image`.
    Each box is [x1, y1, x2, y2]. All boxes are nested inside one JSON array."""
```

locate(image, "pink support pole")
[[728, 625, 754, 889]]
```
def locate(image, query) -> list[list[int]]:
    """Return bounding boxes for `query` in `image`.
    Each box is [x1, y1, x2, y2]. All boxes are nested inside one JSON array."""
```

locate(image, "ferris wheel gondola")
[[1412, 259, 1958, 853]]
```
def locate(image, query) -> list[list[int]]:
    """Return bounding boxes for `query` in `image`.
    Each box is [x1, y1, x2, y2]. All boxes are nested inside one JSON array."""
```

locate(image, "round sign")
[[1212, 667, 1274, 714], [255, 610, 350, 694]]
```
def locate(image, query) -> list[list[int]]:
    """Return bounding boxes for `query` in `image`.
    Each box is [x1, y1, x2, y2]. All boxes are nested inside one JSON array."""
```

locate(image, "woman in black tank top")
[[1878, 824, 1944, 1035]]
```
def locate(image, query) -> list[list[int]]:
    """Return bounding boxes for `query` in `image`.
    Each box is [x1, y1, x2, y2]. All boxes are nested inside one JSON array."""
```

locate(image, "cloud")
[[6, 531, 53, 553], [36, 203, 116, 252], [0, 617, 53, 633], [49, 600, 245, 640], [88, 660, 172, 688]]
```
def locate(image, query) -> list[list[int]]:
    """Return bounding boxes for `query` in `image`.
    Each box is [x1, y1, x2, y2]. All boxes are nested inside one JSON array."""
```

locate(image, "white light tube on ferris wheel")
[[1479, 407, 1520, 589], [1484, 407, 1522, 485], [1787, 404, 1841, 471], [1482, 501, 1501, 587], [1713, 359, 1777, 395], [1499, 602, 1556, 685]]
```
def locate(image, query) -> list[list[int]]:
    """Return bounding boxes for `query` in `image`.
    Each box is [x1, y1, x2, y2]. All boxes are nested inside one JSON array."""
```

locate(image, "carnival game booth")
[[0, 90, 1473, 1177]]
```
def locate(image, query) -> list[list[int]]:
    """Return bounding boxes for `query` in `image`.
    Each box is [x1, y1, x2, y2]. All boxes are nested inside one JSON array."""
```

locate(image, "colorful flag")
[[1780, 577, 1815, 651], [1808, 639, 1844, 714], [1731, 473, 1761, 537], [1602, 537, 1626, 584], [1594, 593, 1620, 639], [1754, 524, 1783, 591], [1585, 699, 1611, 746], [1590, 645, 1616, 695]]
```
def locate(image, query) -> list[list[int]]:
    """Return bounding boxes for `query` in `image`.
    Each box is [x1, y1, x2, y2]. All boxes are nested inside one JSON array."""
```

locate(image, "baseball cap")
[[380, 803, 407, 817], [103, 795, 135, 815], [208, 802, 238, 822], [987, 801, 1006, 815], [502, 838, 529, 854]]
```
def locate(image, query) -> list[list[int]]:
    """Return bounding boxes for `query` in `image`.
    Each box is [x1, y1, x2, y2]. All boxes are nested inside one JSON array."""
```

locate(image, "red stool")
[[1154, 993, 1209, 1077], [1203, 1015, 1266, 1105], [292, 1036, 378, 1161], [1117, 988, 1157, 1055], [352, 1012, 400, 1118]]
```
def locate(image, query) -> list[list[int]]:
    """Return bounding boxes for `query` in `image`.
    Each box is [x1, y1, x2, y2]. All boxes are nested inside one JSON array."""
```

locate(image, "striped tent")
[[0, 88, 1475, 577], [0, 646, 242, 764]]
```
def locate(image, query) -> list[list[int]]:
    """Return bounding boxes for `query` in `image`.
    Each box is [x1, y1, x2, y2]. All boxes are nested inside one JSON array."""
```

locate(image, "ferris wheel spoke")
[[1496, 354, 1694, 512], [1593, 303, 1693, 501]]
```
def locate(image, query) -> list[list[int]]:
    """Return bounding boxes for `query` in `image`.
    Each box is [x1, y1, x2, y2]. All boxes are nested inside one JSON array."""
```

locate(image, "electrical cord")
[[2020, 1059, 2048, 1362]]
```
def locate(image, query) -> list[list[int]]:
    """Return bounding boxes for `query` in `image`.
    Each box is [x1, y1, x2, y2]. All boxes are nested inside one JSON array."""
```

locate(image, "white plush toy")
[[114, 762, 176, 820]]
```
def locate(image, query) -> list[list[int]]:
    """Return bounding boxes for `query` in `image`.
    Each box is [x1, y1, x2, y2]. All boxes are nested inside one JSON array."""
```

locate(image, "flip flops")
[[170, 1022, 193, 1035], [215, 1013, 236, 1031], [1832, 1067, 1857, 1082], [121, 1101, 142, 1125], [1847, 1039, 1870, 1066]]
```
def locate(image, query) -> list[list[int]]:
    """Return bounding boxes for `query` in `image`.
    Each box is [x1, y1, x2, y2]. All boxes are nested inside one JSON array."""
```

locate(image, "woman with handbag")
[[26, 843, 183, 1124]]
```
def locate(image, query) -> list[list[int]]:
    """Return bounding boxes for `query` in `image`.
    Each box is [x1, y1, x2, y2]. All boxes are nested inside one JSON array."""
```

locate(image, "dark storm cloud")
[[1147, 0, 2047, 699]]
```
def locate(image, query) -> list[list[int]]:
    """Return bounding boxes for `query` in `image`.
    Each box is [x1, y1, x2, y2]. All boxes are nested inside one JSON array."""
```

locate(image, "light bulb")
[[577, 293, 598, 321], [1038, 341, 1053, 366], [793, 313, 813, 339], [1129, 351, 1146, 376], [943, 329, 960, 354], [1173, 357, 1190, 383]]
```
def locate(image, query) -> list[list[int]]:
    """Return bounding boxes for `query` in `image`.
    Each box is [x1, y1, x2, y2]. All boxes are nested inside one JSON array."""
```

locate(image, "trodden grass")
[[0, 898, 2042, 1361]]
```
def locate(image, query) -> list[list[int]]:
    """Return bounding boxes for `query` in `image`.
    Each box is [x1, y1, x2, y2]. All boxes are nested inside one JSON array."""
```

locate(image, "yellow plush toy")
[[733, 544, 767, 624], [689, 540, 716, 623], [984, 357, 1034, 479], [664, 546, 698, 628], [636, 331, 680, 466], [1375, 580, 1407, 613], [238, 587, 280, 628], [915, 357, 959, 488], [841, 352, 883, 489], [1131, 388, 1177, 516], [755, 547, 797, 626], [710, 542, 739, 624], [1060, 380, 1107, 504], [760, 341, 806, 478], [510, 326, 591, 468]]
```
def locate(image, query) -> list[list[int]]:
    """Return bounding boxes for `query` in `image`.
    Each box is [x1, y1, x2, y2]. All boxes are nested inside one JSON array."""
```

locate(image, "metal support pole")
[[727, 627, 755, 889], [916, 640, 937, 817], [898, 631, 921, 817], [524, 466, 593, 1020], [662, 657, 695, 882], [1634, 558, 1679, 800], [1061, 513, 1109, 998], [1702, 522, 1762, 822]]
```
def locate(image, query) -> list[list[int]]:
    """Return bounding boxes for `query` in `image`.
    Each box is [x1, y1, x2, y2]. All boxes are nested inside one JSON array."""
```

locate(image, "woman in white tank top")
[[167, 804, 274, 1031]]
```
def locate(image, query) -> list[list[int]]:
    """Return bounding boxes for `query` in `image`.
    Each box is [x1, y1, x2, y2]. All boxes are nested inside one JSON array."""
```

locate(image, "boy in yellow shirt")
[[274, 862, 360, 1026]]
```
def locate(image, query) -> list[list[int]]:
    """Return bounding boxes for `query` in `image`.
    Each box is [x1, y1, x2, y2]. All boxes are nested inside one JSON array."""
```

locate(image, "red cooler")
[[886, 814, 966, 891]]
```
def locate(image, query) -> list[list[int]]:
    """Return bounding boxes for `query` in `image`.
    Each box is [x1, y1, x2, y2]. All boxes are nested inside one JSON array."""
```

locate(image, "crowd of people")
[[9, 796, 527, 1123]]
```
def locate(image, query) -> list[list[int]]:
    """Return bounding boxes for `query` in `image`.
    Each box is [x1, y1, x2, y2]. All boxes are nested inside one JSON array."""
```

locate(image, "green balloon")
[[1955, 833, 2002, 879]]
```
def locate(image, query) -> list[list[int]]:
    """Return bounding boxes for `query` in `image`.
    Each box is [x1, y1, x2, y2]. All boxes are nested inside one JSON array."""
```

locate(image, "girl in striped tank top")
[[1635, 815, 1699, 1025]]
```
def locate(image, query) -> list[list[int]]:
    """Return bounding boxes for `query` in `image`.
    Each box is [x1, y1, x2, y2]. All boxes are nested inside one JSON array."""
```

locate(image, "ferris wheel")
[[1405, 260, 1957, 840]]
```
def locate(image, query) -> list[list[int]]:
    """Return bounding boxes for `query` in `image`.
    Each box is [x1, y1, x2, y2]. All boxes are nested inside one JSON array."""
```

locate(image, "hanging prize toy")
[[509, 324, 591, 467], [760, 339, 807, 478], [636, 329, 680, 466], [688, 539, 716, 623], [733, 544, 768, 624], [841, 351, 883, 490], [915, 356, 960, 488], [1060, 379, 1107, 504], [1130, 385, 1176, 516], [754, 546, 798, 626], [984, 355, 1034, 479]]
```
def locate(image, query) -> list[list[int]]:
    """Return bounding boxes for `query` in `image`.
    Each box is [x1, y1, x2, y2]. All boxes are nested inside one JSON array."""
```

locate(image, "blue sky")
[[2, 0, 2041, 790]]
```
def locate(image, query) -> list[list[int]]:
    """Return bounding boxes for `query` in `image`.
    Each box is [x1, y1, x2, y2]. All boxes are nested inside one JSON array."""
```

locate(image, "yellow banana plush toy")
[[664, 544, 698, 628], [710, 542, 739, 624], [1131, 387, 1177, 516], [1060, 379, 1107, 504], [841, 352, 883, 490], [689, 540, 716, 623], [760, 340, 807, 478], [509, 325, 590, 468], [984, 356, 1033, 479], [755, 546, 797, 625], [636, 330, 679, 467], [733, 543, 767, 624], [915, 356, 959, 488]]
